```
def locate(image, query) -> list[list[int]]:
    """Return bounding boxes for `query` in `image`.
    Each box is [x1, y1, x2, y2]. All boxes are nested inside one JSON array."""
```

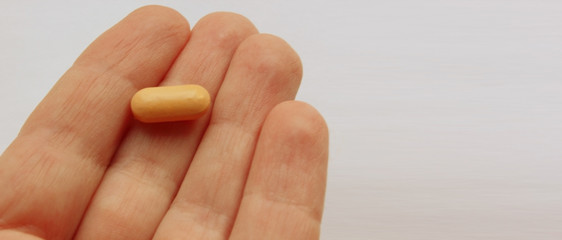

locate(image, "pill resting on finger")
[[131, 84, 211, 123]]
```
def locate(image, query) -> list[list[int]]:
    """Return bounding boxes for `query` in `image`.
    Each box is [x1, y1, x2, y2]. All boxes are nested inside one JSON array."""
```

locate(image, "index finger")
[[0, 5, 189, 239]]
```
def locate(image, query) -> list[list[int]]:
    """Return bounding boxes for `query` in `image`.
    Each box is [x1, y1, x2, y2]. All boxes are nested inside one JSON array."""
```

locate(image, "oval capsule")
[[131, 84, 210, 123]]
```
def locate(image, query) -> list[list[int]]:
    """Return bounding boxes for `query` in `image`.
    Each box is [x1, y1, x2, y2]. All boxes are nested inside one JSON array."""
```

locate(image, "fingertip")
[[129, 5, 191, 33], [194, 12, 258, 50], [236, 34, 303, 93], [265, 101, 329, 149], [75, 5, 190, 70]]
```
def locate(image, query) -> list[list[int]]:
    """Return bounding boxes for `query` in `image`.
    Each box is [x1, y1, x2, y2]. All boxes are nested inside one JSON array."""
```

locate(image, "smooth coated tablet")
[[131, 84, 210, 123]]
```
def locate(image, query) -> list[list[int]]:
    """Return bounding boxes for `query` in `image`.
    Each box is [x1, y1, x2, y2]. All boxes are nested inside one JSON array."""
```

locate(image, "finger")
[[229, 101, 329, 240], [0, 5, 189, 240], [153, 34, 303, 239], [75, 13, 257, 240]]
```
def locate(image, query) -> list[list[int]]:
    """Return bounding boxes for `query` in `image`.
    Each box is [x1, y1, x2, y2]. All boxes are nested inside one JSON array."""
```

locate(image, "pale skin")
[[0, 6, 329, 240]]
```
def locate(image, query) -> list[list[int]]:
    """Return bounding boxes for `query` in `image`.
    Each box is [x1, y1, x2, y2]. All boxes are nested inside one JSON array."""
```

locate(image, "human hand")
[[0, 6, 328, 240]]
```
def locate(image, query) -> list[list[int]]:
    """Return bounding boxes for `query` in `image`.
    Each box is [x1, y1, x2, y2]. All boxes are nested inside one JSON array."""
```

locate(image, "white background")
[[1, 1, 562, 239]]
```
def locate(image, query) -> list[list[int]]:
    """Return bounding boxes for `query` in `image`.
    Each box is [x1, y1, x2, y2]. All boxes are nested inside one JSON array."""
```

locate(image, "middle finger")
[[75, 12, 257, 240]]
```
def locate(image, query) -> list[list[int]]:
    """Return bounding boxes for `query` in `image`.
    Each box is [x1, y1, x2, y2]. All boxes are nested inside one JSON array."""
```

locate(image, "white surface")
[[1, 1, 562, 239]]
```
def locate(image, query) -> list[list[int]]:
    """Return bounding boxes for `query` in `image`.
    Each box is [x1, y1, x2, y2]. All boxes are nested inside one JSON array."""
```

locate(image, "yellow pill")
[[131, 84, 210, 123]]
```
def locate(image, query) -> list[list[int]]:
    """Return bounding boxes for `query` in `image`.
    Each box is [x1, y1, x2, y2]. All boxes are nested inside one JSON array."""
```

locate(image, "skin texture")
[[0, 5, 328, 240]]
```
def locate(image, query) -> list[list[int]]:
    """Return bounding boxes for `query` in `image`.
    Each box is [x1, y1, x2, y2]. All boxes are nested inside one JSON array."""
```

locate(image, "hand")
[[0, 6, 328, 240]]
